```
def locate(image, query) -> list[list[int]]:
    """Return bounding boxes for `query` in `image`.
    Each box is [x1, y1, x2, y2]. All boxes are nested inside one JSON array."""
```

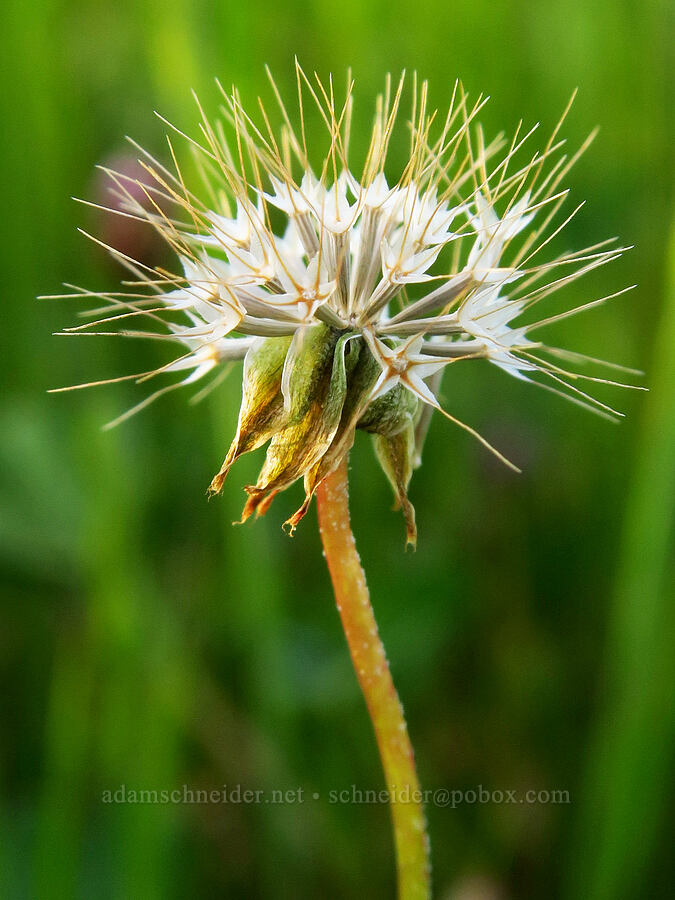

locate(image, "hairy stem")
[[316, 456, 431, 900]]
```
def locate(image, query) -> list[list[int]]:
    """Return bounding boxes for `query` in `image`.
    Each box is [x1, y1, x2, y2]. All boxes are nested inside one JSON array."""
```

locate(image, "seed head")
[[51, 65, 641, 545]]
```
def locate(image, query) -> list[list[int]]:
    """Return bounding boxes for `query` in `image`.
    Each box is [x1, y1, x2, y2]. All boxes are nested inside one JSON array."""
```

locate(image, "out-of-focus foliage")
[[1, 0, 672, 897]]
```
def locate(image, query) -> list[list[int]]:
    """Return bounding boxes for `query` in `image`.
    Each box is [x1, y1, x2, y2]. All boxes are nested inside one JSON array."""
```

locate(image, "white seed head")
[[52, 66, 640, 539]]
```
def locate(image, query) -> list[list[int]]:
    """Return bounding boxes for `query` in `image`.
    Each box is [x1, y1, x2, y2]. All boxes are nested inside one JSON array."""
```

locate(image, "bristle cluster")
[[49, 64, 640, 540]]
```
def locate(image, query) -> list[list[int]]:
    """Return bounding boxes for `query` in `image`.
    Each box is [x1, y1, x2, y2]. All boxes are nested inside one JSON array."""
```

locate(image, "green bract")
[[210, 325, 421, 544]]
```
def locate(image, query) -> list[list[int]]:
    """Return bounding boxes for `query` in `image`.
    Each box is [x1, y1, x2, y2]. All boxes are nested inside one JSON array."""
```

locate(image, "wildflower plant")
[[50, 64, 640, 898]]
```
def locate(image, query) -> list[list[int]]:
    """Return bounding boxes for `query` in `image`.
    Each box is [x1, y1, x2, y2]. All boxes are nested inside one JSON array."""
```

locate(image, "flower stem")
[[316, 456, 431, 900]]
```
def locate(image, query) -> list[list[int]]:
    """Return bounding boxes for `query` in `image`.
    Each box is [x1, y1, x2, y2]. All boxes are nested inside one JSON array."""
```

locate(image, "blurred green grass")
[[1, 0, 673, 897]]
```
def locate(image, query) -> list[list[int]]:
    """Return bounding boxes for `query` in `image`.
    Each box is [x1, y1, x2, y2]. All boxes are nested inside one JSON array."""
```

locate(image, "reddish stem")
[[316, 457, 431, 899]]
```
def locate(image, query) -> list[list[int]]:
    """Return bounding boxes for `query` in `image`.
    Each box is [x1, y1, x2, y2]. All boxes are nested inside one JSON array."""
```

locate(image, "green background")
[[2, 0, 673, 897]]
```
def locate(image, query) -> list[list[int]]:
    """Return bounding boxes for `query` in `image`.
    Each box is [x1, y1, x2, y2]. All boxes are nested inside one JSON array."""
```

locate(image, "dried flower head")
[[51, 65, 641, 545]]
